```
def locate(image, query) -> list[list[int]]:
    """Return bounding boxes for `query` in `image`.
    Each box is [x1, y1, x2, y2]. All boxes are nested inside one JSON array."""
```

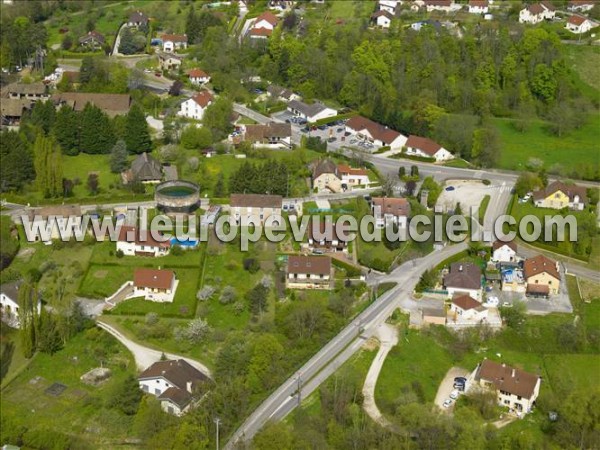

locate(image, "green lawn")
[[89, 240, 204, 268], [494, 117, 600, 176], [564, 44, 600, 96]]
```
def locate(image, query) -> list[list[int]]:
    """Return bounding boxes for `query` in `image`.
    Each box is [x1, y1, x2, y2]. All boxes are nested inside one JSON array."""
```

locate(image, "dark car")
[[327, 137, 337, 143], [317, 125, 328, 130]]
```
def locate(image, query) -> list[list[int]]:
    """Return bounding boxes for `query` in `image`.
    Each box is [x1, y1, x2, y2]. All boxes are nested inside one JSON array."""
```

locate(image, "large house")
[[449, 294, 488, 322], [312, 159, 342, 193], [161, 34, 188, 53], [128, 10, 149, 28], [519, 2, 555, 24], [467, 0, 489, 14], [567, 1, 595, 12], [178, 91, 214, 120], [404, 135, 453, 162], [532, 181, 587, 210], [565, 15, 596, 34], [266, 84, 300, 102], [371, 197, 410, 229], [138, 359, 210, 416], [1, 98, 31, 126], [424, 0, 457, 12], [345, 116, 407, 150], [116, 225, 171, 257], [443, 262, 482, 300], [25, 205, 83, 242], [79, 31, 105, 49], [121, 152, 163, 184], [52, 92, 131, 117], [286, 255, 332, 290], [491, 240, 517, 263], [158, 52, 183, 72], [378, 0, 400, 14], [133, 268, 178, 302], [287, 100, 337, 123], [523, 255, 560, 296], [6, 82, 49, 102], [188, 68, 211, 85], [1, 282, 41, 328], [474, 360, 541, 415], [249, 11, 279, 38], [229, 194, 283, 226], [337, 164, 371, 188], [307, 217, 348, 253], [243, 122, 292, 148], [371, 10, 394, 28]]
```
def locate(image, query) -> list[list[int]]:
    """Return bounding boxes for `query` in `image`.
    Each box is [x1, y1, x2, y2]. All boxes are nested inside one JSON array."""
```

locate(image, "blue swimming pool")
[[171, 238, 199, 247]]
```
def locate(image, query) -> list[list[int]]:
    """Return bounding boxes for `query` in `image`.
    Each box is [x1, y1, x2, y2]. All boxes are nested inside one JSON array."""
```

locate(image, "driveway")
[[436, 180, 491, 214], [97, 321, 212, 377], [433, 366, 470, 413]]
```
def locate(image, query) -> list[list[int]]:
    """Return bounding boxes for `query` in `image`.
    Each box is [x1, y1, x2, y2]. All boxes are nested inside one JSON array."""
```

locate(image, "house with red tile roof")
[[178, 91, 214, 120], [565, 14, 597, 34], [449, 294, 488, 322], [523, 255, 560, 296], [567, 0, 595, 12], [132, 268, 178, 302], [345, 116, 407, 150], [287, 255, 333, 290], [405, 135, 453, 162], [519, 2, 555, 24], [468, 0, 489, 14], [116, 225, 171, 257], [188, 68, 211, 85], [249, 11, 279, 39], [371, 197, 411, 229], [161, 34, 188, 52]]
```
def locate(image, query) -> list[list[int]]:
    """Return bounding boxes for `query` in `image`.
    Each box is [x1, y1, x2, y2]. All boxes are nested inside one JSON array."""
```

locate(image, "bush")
[[116, 249, 124, 258], [145, 312, 159, 326], [219, 286, 237, 304], [197, 285, 216, 301], [170, 245, 184, 256], [243, 258, 260, 274], [482, 179, 491, 186]]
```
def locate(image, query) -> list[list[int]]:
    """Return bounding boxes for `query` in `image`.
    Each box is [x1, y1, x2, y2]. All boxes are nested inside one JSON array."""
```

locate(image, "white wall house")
[[287, 100, 337, 123], [178, 91, 214, 120], [132, 268, 178, 303], [0, 282, 41, 329], [468, 0, 489, 14], [519, 3, 555, 24], [161, 34, 188, 53], [405, 135, 454, 162], [491, 240, 517, 263], [372, 10, 394, 28], [25, 205, 83, 243], [371, 197, 410, 229], [338, 164, 371, 188], [379, 0, 400, 14], [444, 262, 482, 300], [565, 15, 596, 34], [229, 194, 283, 227], [424, 0, 459, 13], [286, 255, 332, 290], [188, 69, 211, 85], [116, 226, 171, 257], [567, 1, 595, 13], [345, 116, 407, 150], [449, 294, 488, 321]]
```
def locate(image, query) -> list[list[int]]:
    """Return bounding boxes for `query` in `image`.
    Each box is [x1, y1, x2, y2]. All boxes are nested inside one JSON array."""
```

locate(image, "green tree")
[[253, 422, 294, 450], [53, 106, 80, 156], [33, 134, 63, 198], [0, 130, 35, 191], [36, 308, 62, 354], [180, 126, 213, 150], [124, 104, 152, 154], [110, 139, 129, 173], [471, 127, 500, 168], [18, 283, 38, 358], [202, 97, 233, 140], [29, 100, 56, 135], [80, 103, 115, 154], [514, 172, 542, 198], [246, 283, 269, 316], [107, 374, 143, 415]]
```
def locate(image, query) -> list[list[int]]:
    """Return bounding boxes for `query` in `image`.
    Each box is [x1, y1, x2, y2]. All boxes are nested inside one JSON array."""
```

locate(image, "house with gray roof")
[[122, 152, 163, 184]]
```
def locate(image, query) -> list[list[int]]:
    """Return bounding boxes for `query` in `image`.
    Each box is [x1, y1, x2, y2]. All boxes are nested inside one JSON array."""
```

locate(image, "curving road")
[[97, 321, 212, 378]]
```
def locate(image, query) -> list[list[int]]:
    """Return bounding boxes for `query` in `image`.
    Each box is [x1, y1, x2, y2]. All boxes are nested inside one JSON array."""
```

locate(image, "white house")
[[519, 2, 555, 24], [178, 91, 214, 120], [243, 122, 292, 149], [229, 194, 283, 227], [187, 68, 211, 85], [567, 1, 595, 13], [424, 0, 458, 13], [565, 15, 596, 33], [132, 268, 178, 303], [444, 262, 482, 300], [474, 359, 541, 415], [287, 100, 337, 123], [128, 10, 149, 28], [116, 225, 171, 257], [379, 0, 400, 14], [345, 115, 407, 150], [253, 11, 279, 31], [338, 164, 371, 188], [0, 282, 41, 329], [286, 255, 332, 290], [468, 0, 489, 14], [449, 294, 488, 322], [405, 135, 453, 162], [492, 240, 517, 263], [161, 34, 188, 53], [371, 197, 410, 229], [25, 205, 83, 243], [138, 359, 210, 416], [372, 10, 394, 28]]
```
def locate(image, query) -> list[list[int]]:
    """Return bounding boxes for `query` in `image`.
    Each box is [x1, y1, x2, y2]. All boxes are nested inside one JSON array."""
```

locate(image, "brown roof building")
[[406, 135, 442, 157], [287, 255, 332, 276], [346, 115, 404, 147], [52, 92, 131, 117], [523, 255, 559, 281], [444, 262, 482, 298], [244, 122, 292, 146], [133, 268, 175, 290], [230, 193, 283, 209], [191, 91, 214, 108], [492, 239, 517, 252], [475, 359, 541, 407]]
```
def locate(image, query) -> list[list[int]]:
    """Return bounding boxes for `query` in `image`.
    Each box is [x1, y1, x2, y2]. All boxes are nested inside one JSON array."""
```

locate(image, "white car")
[[443, 399, 453, 408], [449, 389, 459, 400], [486, 296, 499, 307]]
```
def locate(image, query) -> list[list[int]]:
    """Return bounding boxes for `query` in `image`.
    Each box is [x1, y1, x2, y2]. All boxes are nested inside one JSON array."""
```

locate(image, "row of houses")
[[519, 1, 598, 33]]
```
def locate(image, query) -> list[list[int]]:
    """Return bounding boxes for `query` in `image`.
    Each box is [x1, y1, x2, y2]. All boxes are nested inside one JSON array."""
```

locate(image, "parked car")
[[502, 302, 513, 308], [449, 389, 459, 400], [336, 128, 344, 133], [327, 137, 337, 143], [317, 125, 328, 130], [443, 399, 453, 408], [312, 249, 324, 255], [486, 296, 499, 307]]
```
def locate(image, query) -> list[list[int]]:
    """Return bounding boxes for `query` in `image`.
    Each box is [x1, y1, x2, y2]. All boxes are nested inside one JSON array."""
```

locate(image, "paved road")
[[225, 241, 467, 448], [97, 321, 212, 377]]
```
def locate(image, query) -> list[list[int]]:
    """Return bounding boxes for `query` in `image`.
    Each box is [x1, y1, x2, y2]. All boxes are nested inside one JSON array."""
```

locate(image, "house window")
[[504, 400, 510, 405], [155, 388, 161, 395]]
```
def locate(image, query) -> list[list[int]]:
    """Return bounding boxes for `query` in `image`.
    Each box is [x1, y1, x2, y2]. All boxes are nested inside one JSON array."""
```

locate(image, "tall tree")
[[18, 283, 38, 358], [29, 100, 56, 135], [33, 134, 63, 198], [124, 104, 152, 154], [202, 97, 233, 140], [53, 106, 79, 155], [79, 103, 115, 154], [110, 139, 129, 173], [0, 130, 35, 191]]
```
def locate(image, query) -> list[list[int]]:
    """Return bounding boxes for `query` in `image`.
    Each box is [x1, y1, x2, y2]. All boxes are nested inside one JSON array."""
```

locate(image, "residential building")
[[371, 197, 410, 229], [532, 181, 587, 210], [178, 91, 214, 120], [253, 11, 279, 32], [405, 135, 454, 162], [424, 0, 457, 12], [116, 225, 171, 257], [133, 268, 177, 302], [449, 294, 488, 322], [474, 359, 541, 414], [379, 0, 400, 14], [266, 84, 300, 102], [229, 194, 283, 226], [523, 255, 560, 296], [161, 34, 188, 53], [307, 217, 348, 253], [158, 52, 183, 71], [52, 92, 131, 117], [1, 282, 41, 328], [337, 164, 371, 188], [567, 0, 595, 12], [491, 240, 517, 263], [5, 82, 49, 102], [565, 15, 596, 33], [25, 205, 83, 242], [345, 116, 407, 150], [468, 0, 489, 14], [312, 159, 342, 193], [138, 359, 210, 416], [443, 262, 482, 300], [286, 255, 332, 290], [188, 68, 211, 85], [121, 152, 163, 184], [421, 307, 447, 326], [128, 10, 149, 28], [79, 31, 105, 49], [287, 100, 337, 123], [1, 98, 31, 126], [243, 122, 292, 148], [519, 2, 555, 24], [372, 10, 394, 28]]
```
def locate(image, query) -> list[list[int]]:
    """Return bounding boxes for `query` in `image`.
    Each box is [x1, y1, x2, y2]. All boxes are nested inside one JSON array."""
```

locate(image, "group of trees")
[[229, 160, 291, 196]]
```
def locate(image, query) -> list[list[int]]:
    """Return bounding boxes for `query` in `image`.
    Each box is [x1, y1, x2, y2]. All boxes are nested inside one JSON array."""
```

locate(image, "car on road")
[[443, 399, 453, 408], [486, 296, 499, 307], [317, 125, 328, 130], [449, 389, 460, 400], [445, 186, 455, 191], [327, 137, 337, 143], [144, 68, 152, 73], [336, 128, 344, 133], [312, 249, 324, 255]]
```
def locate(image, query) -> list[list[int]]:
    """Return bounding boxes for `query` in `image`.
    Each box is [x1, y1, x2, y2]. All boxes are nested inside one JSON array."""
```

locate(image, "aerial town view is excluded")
[[0, 0, 599, 449]]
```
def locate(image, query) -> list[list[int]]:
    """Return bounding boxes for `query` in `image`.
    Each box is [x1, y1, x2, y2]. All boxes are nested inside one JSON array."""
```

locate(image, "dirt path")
[[97, 321, 212, 378], [362, 323, 399, 431], [433, 366, 470, 412]]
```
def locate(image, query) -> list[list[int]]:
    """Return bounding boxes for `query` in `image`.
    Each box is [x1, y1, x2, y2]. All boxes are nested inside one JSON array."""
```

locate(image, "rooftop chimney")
[[511, 369, 516, 378], [459, 265, 463, 272]]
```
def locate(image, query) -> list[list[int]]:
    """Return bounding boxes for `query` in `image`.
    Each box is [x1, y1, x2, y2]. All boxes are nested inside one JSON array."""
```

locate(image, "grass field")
[[564, 44, 600, 96], [494, 117, 600, 175]]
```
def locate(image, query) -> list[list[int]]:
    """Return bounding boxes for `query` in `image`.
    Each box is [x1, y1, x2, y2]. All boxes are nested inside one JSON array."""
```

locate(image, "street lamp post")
[[214, 417, 221, 450]]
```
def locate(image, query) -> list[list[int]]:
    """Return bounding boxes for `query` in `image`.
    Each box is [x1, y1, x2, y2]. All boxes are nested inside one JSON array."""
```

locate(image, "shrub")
[[116, 249, 124, 258], [219, 286, 237, 304], [170, 245, 184, 256], [197, 285, 216, 301], [145, 312, 159, 326], [243, 258, 261, 274]]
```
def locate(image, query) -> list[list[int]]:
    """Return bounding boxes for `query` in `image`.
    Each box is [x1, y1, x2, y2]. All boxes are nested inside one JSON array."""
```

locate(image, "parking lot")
[[434, 366, 471, 413], [436, 180, 492, 214], [271, 111, 351, 151]]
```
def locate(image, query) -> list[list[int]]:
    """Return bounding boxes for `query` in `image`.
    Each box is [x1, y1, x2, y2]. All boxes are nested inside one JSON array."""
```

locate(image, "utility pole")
[[295, 373, 302, 407], [214, 417, 221, 450]]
